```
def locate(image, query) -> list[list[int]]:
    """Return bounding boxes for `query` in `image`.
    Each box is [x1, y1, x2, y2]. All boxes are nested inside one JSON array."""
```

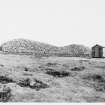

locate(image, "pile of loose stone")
[[1, 39, 90, 57]]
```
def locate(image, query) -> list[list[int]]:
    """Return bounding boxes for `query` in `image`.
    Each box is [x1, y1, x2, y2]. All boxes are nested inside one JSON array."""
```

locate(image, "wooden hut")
[[92, 44, 104, 58]]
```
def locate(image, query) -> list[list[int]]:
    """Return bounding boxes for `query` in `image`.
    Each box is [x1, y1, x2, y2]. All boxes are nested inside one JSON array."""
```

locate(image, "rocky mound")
[[1, 39, 91, 57], [60, 44, 91, 57], [1, 39, 59, 56]]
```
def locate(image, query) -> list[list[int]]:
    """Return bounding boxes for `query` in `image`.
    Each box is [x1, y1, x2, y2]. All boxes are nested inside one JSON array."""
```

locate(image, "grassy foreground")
[[0, 53, 104, 102]]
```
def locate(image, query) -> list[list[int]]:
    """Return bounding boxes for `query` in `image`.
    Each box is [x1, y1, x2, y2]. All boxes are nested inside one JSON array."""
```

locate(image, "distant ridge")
[[1, 38, 91, 57]]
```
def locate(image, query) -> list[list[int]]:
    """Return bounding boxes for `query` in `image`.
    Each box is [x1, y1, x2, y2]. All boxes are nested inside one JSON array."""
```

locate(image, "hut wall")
[[103, 48, 105, 57], [94, 47, 99, 57]]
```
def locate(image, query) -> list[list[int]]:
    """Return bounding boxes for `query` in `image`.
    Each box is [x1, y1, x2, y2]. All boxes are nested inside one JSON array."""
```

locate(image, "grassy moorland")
[[0, 53, 104, 102]]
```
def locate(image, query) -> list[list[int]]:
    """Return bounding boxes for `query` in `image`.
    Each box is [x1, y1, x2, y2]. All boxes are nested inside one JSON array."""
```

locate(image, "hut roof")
[[92, 44, 104, 48]]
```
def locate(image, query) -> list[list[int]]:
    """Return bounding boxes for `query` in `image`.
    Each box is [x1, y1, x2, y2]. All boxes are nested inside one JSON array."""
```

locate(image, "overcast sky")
[[0, 0, 105, 47]]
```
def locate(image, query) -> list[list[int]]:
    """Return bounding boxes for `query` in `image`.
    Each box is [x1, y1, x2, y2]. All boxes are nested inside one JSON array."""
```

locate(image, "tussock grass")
[[45, 68, 70, 78], [0, 76, 14, 84], [71, 66, 85, 71], [0, 85, 12, 102], [17, 78, 49, 91], [82, 74, 105, 92]]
